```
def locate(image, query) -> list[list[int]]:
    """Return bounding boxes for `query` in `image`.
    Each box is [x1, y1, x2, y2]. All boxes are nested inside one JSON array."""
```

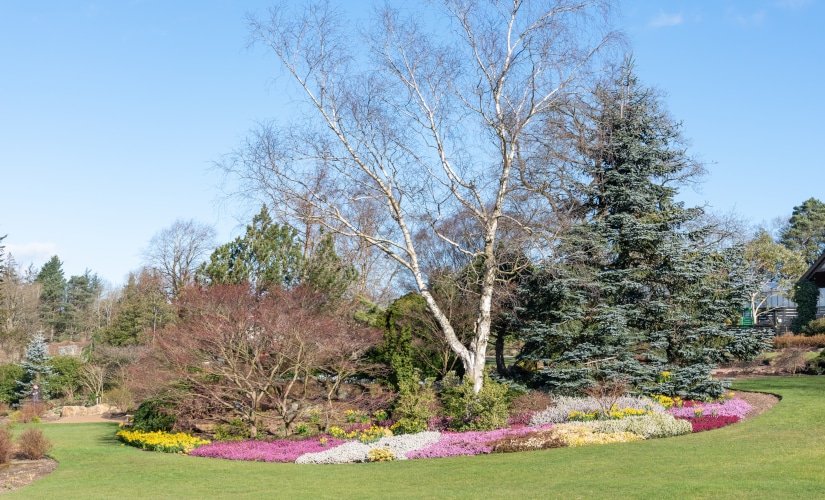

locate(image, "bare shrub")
[[16, 427, 53, 460], [581, 378, 629, 417], [16, 402, 48, 423], [773, 349, 809, 375], [510, 390, 554, 415], [103, 386, 134, 413], [0, 428, 14, 464], [154, 284, 381, 437]]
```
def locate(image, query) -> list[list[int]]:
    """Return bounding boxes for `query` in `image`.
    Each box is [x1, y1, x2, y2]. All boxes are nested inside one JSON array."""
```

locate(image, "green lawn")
[[11, 377, 825, 499]]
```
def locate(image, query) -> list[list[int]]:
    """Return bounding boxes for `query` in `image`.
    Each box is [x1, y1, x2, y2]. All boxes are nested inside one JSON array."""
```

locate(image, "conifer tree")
[[780, 197, 825, 266], [36, 256, 70, 341], [516, 61, 770, 399], [18, 333, 55, 400], [197, 206, 305, 294]]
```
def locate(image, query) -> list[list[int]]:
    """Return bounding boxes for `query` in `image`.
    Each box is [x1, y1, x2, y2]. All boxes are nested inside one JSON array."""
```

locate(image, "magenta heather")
[[668, 397, 751, 420], [407, 424, 554, 459], [190, 437, 345, 463]]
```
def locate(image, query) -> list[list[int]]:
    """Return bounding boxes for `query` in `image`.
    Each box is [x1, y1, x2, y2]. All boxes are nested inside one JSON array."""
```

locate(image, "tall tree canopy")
[[781, 197, 825, 266], [515, 62, 769, 399], [225, 0, 618, 392], [198, 206, 305, 294], [143, 219, 216, 298], [198, 206, 357, 301], [36, 256, 69, 341]]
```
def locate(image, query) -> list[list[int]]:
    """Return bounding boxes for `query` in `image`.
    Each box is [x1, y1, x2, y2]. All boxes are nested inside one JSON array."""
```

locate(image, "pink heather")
[[668, 398, 751, 420], [190, 437, 345, 462], [407, 424, 554, 459]]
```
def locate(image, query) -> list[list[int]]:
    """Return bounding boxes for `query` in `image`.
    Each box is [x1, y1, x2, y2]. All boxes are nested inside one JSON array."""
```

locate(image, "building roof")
[[801, 250, 825, 287]]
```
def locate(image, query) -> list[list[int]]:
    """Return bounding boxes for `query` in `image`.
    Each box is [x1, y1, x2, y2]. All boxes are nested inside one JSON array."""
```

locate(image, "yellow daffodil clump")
[[116, 429, 210, 454]]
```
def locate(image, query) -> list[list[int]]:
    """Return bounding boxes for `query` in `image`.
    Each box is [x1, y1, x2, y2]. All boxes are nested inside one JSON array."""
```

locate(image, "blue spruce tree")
[[18, 333, 56, 400], [515, 60, 770, 399]]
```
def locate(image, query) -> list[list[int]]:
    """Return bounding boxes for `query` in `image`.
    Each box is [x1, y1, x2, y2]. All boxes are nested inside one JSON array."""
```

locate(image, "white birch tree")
[[226, 0, 619, 392]]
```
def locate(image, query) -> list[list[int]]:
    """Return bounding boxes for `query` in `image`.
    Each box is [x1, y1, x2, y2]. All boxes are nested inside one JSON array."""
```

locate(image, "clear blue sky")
[[1, 0, 822, 285]]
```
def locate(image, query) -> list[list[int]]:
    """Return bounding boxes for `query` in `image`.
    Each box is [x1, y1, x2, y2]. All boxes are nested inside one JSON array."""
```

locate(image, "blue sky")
[[1, 0, 822, 285]]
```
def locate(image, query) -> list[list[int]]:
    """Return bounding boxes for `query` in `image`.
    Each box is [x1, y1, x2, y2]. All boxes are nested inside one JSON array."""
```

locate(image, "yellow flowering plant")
[[116, 429, 210, 454]]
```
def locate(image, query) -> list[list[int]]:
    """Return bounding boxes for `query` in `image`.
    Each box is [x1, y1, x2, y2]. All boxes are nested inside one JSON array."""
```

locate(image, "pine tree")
[[780, 197, 825, 266], [18, 333, 55, 400], [304, 232, 358, 304], [515, 61, 770, 399], [197, 205, 305, 294], [36, 256, 70, 341]]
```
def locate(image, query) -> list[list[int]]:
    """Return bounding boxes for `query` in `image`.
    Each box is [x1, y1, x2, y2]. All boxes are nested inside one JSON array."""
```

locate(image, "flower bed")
[[116, 429, 210, 454], [190, 436, 345, 463], [679, 415, 741, 432], [668, 398, 751, 420], [407, 425, 554, 459], [120, 396, 754, 463]]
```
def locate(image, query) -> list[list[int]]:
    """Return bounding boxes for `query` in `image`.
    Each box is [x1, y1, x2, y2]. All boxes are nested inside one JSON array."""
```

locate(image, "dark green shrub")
[[132, 398, 176, 432], [440, 373, 510, 431], [800, 318, 825, 336], [792, 280, 818, 333], [47, 356, 84, 401], [0, 364, 25, 405], [805, 350, 825, 375], [213, 418, 252, 441]]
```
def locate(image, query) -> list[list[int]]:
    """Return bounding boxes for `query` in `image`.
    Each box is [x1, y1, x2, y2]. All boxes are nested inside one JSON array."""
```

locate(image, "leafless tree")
[[142, 219, 216, 298], [227, 0, 619, 392], [79, 364, 106, 405]]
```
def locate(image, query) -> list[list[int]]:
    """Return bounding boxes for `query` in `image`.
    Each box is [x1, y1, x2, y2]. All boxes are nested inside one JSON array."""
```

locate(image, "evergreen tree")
[[304, 232, 358, 304], [197, 206, 305, 294], [36, 256, 70, 341], [780, 197, 825, 266], [99, 269, 173, 346], [515, 62, 770, 399], [18, 333, 55, 400], [65, 270, 103, 340]]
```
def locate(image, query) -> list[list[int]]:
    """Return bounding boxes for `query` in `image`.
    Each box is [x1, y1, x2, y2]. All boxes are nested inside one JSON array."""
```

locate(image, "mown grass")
[[10, 377, 825, 499]]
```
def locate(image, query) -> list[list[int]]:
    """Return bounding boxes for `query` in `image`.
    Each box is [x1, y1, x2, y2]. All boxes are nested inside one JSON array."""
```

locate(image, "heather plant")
[[530, 396, 665, 426], [296, 432, 441, 464], [683, 415, 741, 432], [668, 397, 751, 420], [191, 436, 345, 463], [407, 425, 554, 459], [16, 427, 53, 460], [552, 423, 644, 447], [583, 412, 692, 439]]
